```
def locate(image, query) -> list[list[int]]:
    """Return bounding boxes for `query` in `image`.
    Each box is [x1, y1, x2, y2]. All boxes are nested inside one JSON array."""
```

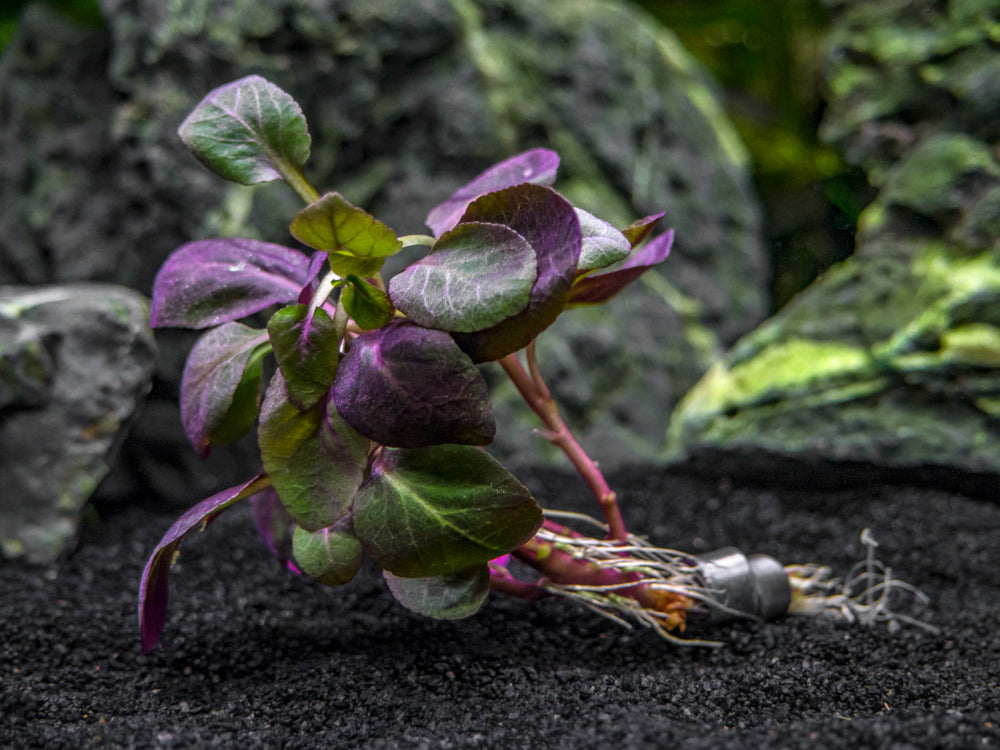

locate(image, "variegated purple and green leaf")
[[449, 184, 581, 362], [180, 322, 271, 456], [383, 565, 490, 619], [178, 75, 311, 187], [151, 238, 312, 329], [425, 148, 559, 237], [291, 524, 363, 586], [353, 446, 542, 578], [388, 221, 536, 333], [267, 304, 341, 411], [568, 229, 674, 306], [258, 372, 370, 531], [332, 321, 495, 448], [621, 212, 666, 249], [575, 208, 633, 274]]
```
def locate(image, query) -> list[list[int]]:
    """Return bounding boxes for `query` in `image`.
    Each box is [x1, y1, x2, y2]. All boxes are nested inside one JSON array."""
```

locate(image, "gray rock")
[[0, 285, 156, 563], [663, 0, 1000, 492], [0, 0, 765, 491]]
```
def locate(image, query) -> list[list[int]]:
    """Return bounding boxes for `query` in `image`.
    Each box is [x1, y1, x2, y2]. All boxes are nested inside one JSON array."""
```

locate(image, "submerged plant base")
[[506, 513, 935, 646]]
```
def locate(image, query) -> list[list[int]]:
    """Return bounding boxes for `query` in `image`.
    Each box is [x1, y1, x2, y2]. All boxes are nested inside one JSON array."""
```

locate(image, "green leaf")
[[387, 222, 536, 333], [353, 446, 542, 578], [290, 192, 402, 276], [258, 372, 370, 531], [383, 565, 490, 619], [178, 75, 311, 186], [574, 208, 632, 274], [267, 304, 341, 411], [292, 525, 363, 586], [342, 275, 394, 330]]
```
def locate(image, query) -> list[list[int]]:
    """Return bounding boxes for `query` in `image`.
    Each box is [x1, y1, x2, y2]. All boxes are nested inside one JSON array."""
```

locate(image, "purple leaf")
[[138, 475, 270, 653], [151, 239, 312, 329], [258, 371, 370, 531], [181, 322, 270, 456], [333, 320, 495, 448], [251, 488, 298, 571], [450, 184, 581, 362], [388, 221, 536, 332], [297, 251, 330, 305], [425, 149, 560, 237], [568, 229, 674, 306]]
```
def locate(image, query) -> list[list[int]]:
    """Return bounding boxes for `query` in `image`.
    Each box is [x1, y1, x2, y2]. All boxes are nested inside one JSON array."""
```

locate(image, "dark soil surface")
[[2, 467, 998, 749]]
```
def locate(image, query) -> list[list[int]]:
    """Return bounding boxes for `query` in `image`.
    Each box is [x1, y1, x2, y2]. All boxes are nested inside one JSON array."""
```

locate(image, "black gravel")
[[2, 467, 998, 749]]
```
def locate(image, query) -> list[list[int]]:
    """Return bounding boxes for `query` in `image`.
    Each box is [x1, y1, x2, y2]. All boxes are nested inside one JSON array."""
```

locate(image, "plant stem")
[[308, 270, 339, 316], [498, 346, 628, 541], [398, 234, 437, 248], [488, 563, 550, 602], [331, 292, 351, 345], [511, 519, 694, 633], [279, 164, 321, 205]]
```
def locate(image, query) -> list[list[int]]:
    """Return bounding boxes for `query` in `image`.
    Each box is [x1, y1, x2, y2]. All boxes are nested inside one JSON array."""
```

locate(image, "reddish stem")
[[498, 349, 628, 541], [511, 520, 691, 628], [488, 564, 550, 602]]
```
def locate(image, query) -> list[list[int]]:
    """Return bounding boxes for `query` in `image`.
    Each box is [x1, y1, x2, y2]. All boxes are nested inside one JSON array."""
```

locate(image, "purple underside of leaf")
[[138, 475, 269, 653], [332, 320, 495, 448], [251, 487, 298, 571], [388, 221, 536, 333], [450, 184, 581, 362], [568, 229, 674, 306], [151, 239, 313, 329], [425, 148, 560, 237], [181, 322, 270, 456], [297, 251, 330, 304]]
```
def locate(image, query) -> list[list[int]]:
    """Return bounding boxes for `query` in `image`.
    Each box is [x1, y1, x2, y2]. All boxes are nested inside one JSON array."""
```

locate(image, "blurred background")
[[0, 0, 870, 313]]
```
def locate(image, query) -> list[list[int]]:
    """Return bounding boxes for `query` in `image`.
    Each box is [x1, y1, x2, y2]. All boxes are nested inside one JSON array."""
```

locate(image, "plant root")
[[785, 528, 938, 634], [520, 515, 936, 645]]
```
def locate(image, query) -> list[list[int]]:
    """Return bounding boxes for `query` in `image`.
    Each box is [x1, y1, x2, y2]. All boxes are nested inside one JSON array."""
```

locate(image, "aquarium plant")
[[139, 76, 929, 653]]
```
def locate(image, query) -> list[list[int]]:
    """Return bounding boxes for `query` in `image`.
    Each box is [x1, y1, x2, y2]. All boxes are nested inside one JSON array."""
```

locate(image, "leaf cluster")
[[140, 76, 672, 652]]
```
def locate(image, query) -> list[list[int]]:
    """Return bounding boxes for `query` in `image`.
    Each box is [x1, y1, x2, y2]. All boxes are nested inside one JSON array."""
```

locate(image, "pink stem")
[[498, 349, 628, 541], [511, 520, 691, 627], [488, 564, 550, 602]]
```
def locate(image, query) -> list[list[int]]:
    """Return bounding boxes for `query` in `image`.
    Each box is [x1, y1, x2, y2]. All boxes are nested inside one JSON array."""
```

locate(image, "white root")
[[785, 528, 938, 634]]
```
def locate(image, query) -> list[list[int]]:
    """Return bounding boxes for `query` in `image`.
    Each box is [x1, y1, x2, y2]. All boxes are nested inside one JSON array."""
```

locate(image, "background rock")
[[663, 1, 1000, 493], [0, 285, 156, 563], [0, 0, 766, 500]]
